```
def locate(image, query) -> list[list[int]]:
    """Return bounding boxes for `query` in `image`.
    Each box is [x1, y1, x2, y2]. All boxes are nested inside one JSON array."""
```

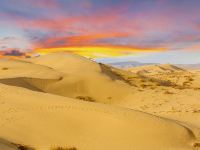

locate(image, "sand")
[[0, 53, 200, 150], [23, 53, 133, 104], [123, 64, 200, 129]]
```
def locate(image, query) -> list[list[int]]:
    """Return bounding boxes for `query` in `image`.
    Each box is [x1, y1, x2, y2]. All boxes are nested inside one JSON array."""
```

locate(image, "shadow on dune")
[[99, 63, 124, 81], [0, 78, 44, 92], [99, 63, 136, 86], [0, 138, 34, 150]]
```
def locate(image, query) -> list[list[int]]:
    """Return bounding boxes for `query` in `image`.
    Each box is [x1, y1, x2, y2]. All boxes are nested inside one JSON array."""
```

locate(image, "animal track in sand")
[[15, 104, 119, 117], [75, 96, 96, 102]]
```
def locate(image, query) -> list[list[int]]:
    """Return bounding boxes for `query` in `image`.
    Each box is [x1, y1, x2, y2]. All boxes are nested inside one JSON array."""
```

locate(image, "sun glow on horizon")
[[35, 46, 166, 58]]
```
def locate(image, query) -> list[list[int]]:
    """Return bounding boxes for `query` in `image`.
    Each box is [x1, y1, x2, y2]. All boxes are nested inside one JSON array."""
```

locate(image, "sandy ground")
[[0, 53, 200, 150]]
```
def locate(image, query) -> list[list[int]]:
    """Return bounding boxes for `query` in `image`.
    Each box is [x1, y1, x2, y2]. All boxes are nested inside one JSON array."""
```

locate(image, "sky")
[[0, 0, 200, 63]]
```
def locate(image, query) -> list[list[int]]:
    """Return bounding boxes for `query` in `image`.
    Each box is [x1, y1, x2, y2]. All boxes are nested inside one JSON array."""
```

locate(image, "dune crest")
[[127, 64, 186, 75], [0, 53, 200, 150], [22, 53, 133, 103]]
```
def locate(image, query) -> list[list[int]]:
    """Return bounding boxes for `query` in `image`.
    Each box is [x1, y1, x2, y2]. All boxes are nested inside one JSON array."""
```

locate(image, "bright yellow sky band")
[[35, 46, 166, 58]]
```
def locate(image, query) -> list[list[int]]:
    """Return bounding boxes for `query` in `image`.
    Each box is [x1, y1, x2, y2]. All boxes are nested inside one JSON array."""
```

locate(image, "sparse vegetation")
[[138, 73, 177, 88], [76, 96, 96, 102], [164, 91, 174, 94], [183, 81, 190, 86], [138, 89, 144, 91], [16, 145, 35, 150], [192, 109, 200, 113], [58, 76, 63, 81], [194, 87, 200, 90], [193, 142, 200, 148], [176, 86, 186, 90], [107, 96, 112, 100], [150, 86, 156, 90], [188, 78, 194, 81], [141, 84, 148, 88], [51, 146, 77, 150], [157, 80, 175, 87], [140, 79, 146, 82], [2, 67, 8, 70]]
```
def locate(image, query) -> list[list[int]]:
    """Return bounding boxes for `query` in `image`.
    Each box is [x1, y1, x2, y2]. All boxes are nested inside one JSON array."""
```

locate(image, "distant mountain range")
[[107, 61, 157, 68], [176, 64, 200, 70], [107, 61, 200, 70]]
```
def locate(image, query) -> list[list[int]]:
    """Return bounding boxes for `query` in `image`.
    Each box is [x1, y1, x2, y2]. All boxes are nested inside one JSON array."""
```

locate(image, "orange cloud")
[[3, 0, 199, 55], [15, 3, 142, 37], [34, 32, 131, 48]]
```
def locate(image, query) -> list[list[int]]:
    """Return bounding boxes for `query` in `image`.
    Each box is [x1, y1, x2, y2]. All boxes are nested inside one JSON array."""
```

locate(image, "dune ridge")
[[127, 64, 186, 75], [0, 59, 62, 79], [0, 53, 200, 150]]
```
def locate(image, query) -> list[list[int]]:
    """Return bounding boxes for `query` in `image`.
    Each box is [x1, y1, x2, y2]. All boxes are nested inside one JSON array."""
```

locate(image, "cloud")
[[34, 32, 132, 48], [1, 0, 200, 58], [3, 49, 25, 56], [0, 49, 32, 59], [0, 36, 32, 51]]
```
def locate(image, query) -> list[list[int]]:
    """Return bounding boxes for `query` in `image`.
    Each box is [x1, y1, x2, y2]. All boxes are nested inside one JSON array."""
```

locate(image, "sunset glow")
[[36, 46, 166, 58], [0, 0, 200, 62]]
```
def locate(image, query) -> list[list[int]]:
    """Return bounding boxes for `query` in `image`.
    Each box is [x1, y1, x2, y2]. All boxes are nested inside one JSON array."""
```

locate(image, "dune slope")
[[0, 53, 200, 150], [22, 53, 133, 103], [1, 54, 199, 130], [127, 64, 185, 75], [0, 59, 61, 79], [0, 83, 199, 150]]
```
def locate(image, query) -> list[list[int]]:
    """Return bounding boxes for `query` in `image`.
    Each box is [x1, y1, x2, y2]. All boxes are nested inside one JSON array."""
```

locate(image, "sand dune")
[[127, 64, 185, 75], [108, 63, 200, 134], [0, 59, 61, 79], [106, 63, 200, 129], [125, 63, 200, 90], [0, 53, 200, 150], [0, 58, 63, 92], [22, 53, 133, 103], [0, 83, 198, 150]]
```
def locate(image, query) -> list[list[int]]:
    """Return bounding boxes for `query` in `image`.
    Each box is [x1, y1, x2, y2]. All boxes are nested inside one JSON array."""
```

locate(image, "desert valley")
[[0, 53, 200, 150]]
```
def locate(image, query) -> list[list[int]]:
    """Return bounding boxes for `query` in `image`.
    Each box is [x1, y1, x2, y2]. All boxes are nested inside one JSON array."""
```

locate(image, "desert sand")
[[0, 53, 200, 150]]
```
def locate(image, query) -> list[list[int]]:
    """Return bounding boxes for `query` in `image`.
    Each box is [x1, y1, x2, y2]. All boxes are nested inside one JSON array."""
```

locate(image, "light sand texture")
[[0, 53, 200, 150], [0, 59, 61, 79], [0, 83, 198, 150], [122, 64, 200, 130], [23, 53, 133, 103]]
